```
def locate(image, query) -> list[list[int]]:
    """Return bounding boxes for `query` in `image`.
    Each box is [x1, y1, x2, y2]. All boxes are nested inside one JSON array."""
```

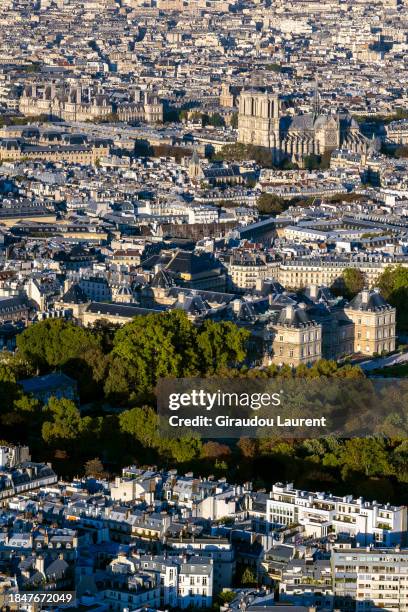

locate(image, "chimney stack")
[[361, 289, 370, 304], [285, 304, 294, 320], [232, 299, 241, 314], [35, 555, 45, 574]]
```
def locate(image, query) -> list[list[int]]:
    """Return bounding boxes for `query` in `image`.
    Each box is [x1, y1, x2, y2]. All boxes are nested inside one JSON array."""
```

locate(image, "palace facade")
[[19, 83, 113, 122], [19, 83, 163, 124]]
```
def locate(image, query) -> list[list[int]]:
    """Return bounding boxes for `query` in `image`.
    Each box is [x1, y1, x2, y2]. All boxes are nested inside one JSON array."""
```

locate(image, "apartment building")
[[276, 550, 408, 611], [279, 558, 334, 610], [332, 548, 408, 611], [100, 574, 161, 612], [386, 120, 408, 146], [167, 538, 234, 595], [266, 483, 407, 546], [187, 206, 219, 225], [67, 276, 112, 302], [110, 470, 161, 505], [134, 555, 213, 609], [228, 254, 268, 290], [0, 462, 58, 500], [178, 560, 213, 609], [0, 445, 30, 469], [0, 295, 31, 322], [138, 556, 179, 608], [0, 138, 110, 166], [275, 260, 392, 290]]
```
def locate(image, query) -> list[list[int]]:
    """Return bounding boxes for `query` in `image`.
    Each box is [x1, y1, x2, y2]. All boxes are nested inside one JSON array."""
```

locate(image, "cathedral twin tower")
[[238, 90, 281, 151], [237, 89, 370, 165]]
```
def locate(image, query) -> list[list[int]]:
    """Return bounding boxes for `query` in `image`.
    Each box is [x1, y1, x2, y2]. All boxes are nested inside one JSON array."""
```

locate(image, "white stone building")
[[267, 483, 407, 546]]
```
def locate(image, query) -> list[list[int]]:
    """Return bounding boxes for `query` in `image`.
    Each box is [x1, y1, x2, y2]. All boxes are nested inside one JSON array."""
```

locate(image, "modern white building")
[[332, 548, 408, 611], [276, 548, 408, 611], [267, 483, 407, 546]]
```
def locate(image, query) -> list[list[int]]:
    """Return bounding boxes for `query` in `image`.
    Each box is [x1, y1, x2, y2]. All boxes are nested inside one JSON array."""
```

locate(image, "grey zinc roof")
[[19, 372, 76, 394], [347, 289, 391, 312], [151, 268, 176, 288], [45, 557, 69, 578], [86, 302, 165, 317], [277, 304, 316, 328], [173, 294, 209, 315], [167, 287, 236, 303], [62, 283, 89, 304], [180, 562, 212, 575], [0, 295, 30, 312], [166, 250, 220, 275]]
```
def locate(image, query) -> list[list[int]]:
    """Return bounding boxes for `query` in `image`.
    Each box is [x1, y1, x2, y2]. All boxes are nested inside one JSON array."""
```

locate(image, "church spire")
[[313, 78, 320, 116], [188, 146, 202, 181]]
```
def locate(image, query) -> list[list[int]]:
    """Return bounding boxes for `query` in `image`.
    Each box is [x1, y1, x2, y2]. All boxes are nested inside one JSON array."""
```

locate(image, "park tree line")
[[0, 312, 249, 473], [0, 308, 407, 503], [14, 311, 249, 403]]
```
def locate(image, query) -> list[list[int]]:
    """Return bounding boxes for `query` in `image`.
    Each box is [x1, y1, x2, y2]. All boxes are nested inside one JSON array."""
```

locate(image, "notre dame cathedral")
[[237, 89, 372, 165]]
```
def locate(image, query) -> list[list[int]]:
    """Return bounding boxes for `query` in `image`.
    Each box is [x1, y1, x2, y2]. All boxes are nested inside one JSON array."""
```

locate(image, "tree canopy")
[[377, 265, 408, 330], [119, 405, 202, 463], [17, 319, 101, 372], [257, 192, 287, 215], [106, 310, 200, 401], [42, 397, 93, 446], [197, 320, 250, 374], [105, 311, 249, 401], [214, 143, 274, 167], [4, 311, 408, 503], [341, 267, 366, 299]]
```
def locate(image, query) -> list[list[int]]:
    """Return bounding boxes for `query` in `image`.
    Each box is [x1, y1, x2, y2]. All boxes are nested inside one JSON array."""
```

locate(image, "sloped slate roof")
[[347, 289, 391, 312], [151, 268, 176, 288], [277, 304, 315, 328], [62, 283, 88, 304], [166, 250, 220, 275]]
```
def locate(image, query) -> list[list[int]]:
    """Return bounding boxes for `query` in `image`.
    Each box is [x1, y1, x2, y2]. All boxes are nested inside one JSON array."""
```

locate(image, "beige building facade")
[[270, 305, 323, 366], [273, 260, 405, 290], [345, 289, 396, 355], [20, 84, 113, 122], [229, 256, 268, 290], [0, 140, 110, 165]]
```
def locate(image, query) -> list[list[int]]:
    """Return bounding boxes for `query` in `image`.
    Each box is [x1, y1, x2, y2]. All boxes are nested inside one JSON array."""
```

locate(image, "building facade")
[[20, 84, 113, 122], [238, 90, 371, 165], [270, 303, 323, 366], [332, 549, 408, 611], [117, 92, 163, 123], [20, 83, 163, 124], [228, 254, 269, 290], [344, 289, 396, 355], [267, 483, 407, 546]]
